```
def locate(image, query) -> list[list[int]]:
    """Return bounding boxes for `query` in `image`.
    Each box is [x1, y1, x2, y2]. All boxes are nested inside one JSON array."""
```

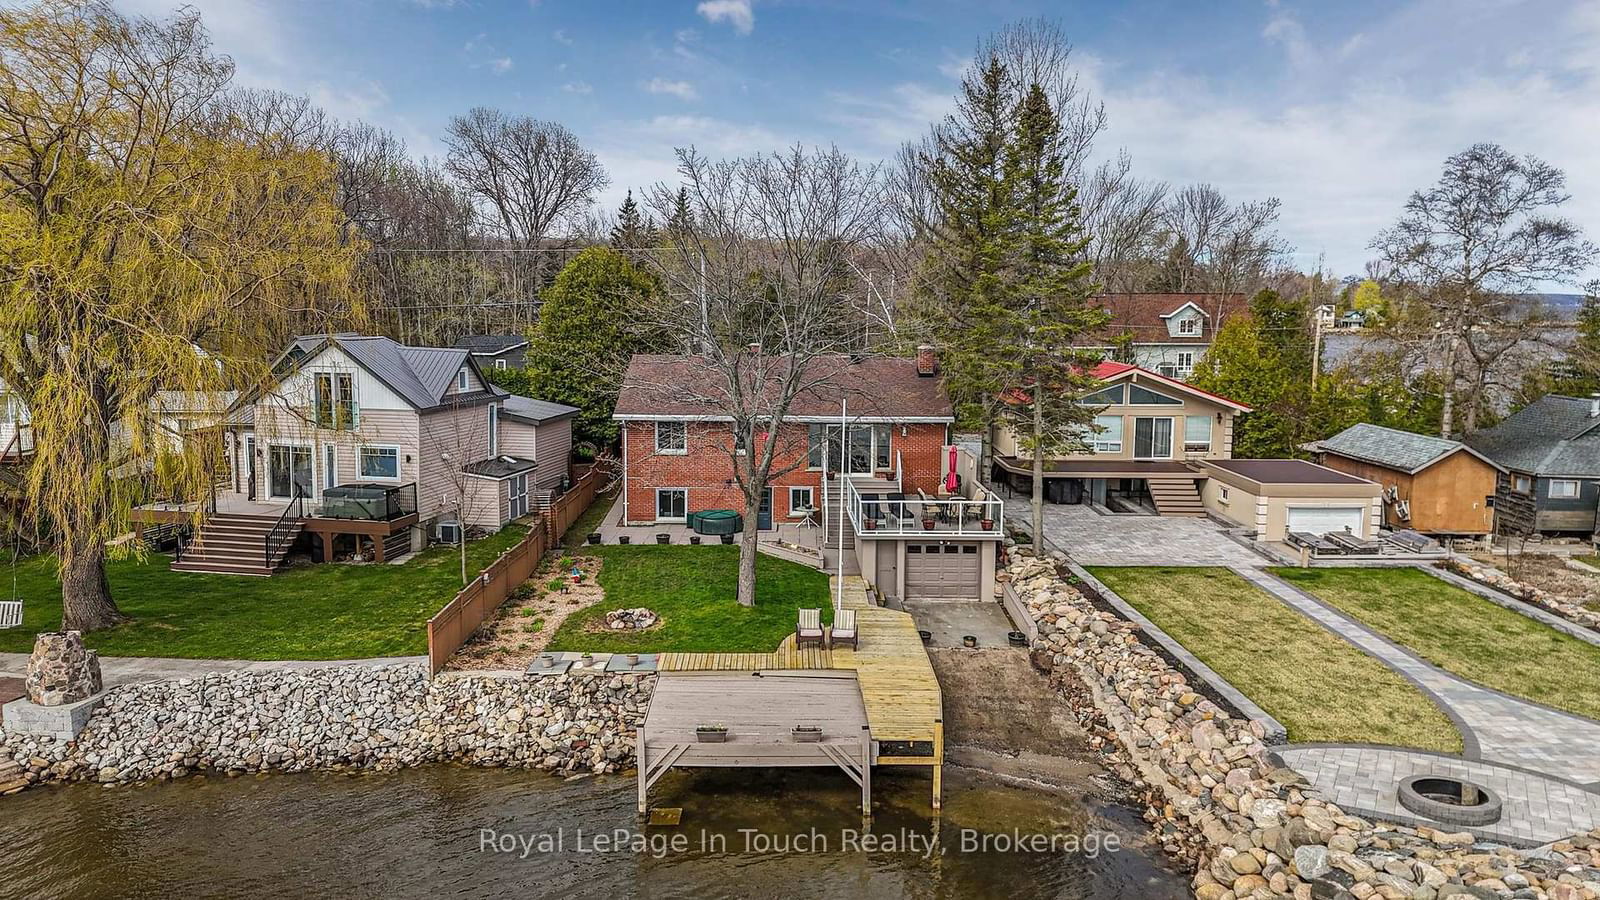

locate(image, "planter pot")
[[696, 728, 728, 743], [1007, 631, 1028, 648], [720, 534, 734, 545], [791, 726, 823, 743], [618, 536, 631, 545], [961, 635, 977, 648], [626, 653, 640, 666], [981, 519, 995, 531], [918, 630, 932, 644], [580, 655, 596, 668], [921, 519, 935, 531], [690, 536, 701, 545], [656, 533, 670, 545], [863, 519, 877, 531], [587, 532, 601, 545]]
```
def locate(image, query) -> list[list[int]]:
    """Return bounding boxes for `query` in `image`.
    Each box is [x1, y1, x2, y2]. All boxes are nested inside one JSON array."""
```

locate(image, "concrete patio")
[[590, 495, 823, 551], [1009, 499, 1269, 567]]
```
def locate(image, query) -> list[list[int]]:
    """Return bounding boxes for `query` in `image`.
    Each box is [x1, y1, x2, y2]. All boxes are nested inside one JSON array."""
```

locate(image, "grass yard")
[[557, 485, 618, 548], [0, 527, 528, 660], [547, 545, 831, 653], [1090, 566, 1462, 752], [1272, 566, 1600, 723]]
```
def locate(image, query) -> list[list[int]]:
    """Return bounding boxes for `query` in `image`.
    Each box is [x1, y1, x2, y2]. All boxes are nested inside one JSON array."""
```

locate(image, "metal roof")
[[463, 455, 538, 479], [455, 334, 530, 355]]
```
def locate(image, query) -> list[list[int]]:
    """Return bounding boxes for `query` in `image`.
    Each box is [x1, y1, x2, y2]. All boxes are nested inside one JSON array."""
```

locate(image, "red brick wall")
[[621, 419, 950, 524]]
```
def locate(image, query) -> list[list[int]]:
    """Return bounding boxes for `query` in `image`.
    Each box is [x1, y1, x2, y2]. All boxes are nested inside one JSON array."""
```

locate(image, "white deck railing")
[[842, 476, 1004, 539]]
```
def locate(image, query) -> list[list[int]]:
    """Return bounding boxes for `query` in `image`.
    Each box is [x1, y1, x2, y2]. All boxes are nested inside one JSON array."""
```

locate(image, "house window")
[[456, 370, 469, 391], [874, 425, 892, 469], [655, 488, 687, 522], [1176, 351, 1195, 375], [655, 420, 687, 454], [1219, 486, 1230, 502], [1513, 474, 1532, 493], [359, 446, 399, 480], [1177, 317, 1200, 336], [1550, 479, 1581, 499], [487, 404, 499, 455], [1156, 363, 1178, 377], [1080, 384, 1125, 406], [494, 359, 508, 371], [313, 372, 358, 429], [1091, 415, 1123, 453], [1183, 415, 1212, 453], [807, 424, 826, 468], [789, 486, 814, 514], [1128, 384, 1183, 405]]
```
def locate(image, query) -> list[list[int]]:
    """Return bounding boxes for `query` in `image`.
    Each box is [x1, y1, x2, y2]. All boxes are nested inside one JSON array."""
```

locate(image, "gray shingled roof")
[[463, 455, 538, 478], [1463, 395, 1600, 476], [501, 395, 579, 424], [455, 334, 529, 355], [1314, 423, 1496, 474]]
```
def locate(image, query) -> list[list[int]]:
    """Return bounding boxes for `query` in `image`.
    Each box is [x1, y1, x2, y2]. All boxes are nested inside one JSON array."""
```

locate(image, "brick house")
[[613, 349, 1005, 603]]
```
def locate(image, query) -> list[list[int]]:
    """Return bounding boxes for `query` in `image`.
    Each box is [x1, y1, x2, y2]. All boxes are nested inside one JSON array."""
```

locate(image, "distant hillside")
[[1531, 293, 1587, 320]]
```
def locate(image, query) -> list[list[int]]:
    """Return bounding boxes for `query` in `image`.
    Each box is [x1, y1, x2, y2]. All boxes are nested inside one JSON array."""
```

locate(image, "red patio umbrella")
[[945, 445, 958, 493]]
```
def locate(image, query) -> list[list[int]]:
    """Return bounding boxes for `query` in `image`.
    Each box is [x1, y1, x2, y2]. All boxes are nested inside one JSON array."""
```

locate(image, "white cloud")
[[646, 78, 699, 101], [696, 0, 754, 35], [562, 81, 594, 95], [463, 34, 513, 74], [1262, 9, 1315, 69], [552, 28, 573, 46]]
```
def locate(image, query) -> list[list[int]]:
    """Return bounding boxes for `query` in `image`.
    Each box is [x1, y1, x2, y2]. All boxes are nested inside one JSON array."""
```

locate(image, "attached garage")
[[904, 541, 983, 599], [1199, 458, 1382, 543], [1285, 505, 1366, 536]]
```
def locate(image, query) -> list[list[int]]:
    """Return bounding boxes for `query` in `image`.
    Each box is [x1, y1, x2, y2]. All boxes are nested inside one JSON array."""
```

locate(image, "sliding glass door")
[[268, 445, 313, 499], [1132, 417, 1174, 460]]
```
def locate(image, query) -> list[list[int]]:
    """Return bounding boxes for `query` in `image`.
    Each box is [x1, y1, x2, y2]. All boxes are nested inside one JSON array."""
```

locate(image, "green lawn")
[[1090, 566, 1463, 752], [1272, 566, 1600, 723], [557, 485, 618, 548], [547, 545, 831, 653], [0, 527, 528, 660]]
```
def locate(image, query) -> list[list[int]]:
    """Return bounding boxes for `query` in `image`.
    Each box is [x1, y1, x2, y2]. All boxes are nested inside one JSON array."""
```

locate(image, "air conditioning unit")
[[437, 521, 462, 545]]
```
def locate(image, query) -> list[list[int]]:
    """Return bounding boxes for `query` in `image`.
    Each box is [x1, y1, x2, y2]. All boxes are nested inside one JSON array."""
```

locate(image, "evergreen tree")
[[609, 190, 658, 250], [664, 187, 694, 237], [1189, 316, 1299, 457]]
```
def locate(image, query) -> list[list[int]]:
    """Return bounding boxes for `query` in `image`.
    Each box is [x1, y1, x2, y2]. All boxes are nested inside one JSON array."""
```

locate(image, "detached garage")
[[1198, 458, 1382, 543]]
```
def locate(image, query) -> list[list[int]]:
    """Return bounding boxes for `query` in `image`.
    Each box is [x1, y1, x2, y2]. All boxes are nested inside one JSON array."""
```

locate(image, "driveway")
[[1009, 501, 1267, 567]]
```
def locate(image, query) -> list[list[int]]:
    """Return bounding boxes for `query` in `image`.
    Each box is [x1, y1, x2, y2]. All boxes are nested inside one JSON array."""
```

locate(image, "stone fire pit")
[[1398, 774, 1503, 827], [604, 608, 659, 631]]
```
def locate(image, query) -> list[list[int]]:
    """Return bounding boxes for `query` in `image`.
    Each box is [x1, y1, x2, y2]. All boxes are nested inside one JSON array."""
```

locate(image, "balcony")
[[842, 473, 1005, 539]]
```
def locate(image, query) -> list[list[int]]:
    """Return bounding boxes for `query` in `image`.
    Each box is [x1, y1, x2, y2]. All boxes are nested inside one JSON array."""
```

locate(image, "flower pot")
[[587, 532, 601, 545], [981, 519, 994, 531], [961, 635, 977, 648], [696, 727, 728, 743], [618, 536, 630, 545], [1007, 631, 1028, 648], [690, 536, 701, 545], [580, 654, 595, 667], [720, 534, 734, 545], [921, 519, 935, 531], [626, 653, 640, 666], [918, 630, 932, 643], [791, 725, 823, 743], [656, 533, 670, 545], [863, 519, 877, 531]]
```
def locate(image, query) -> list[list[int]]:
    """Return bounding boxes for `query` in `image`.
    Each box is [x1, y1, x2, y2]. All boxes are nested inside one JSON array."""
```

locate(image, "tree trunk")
[[60, 541, 124, 632], [1438, 331, 1459, 439], [737, 490, 760, 607], [1030, 381, 1045, 552]]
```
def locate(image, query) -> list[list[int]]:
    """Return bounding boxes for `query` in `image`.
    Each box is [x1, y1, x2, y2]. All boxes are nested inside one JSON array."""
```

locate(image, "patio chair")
[[859, 493, 882, 524], [829, 608, 858, 650], [796, 608, 825, 649], [885, 493, 907, 527], [0, 600, 21, 629]]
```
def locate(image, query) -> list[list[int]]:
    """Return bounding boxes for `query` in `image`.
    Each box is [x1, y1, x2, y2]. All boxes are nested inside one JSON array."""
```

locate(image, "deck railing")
[[842, 476, 1004, 538], [312, 483, 417, 522], [263, 488, 305, 567]]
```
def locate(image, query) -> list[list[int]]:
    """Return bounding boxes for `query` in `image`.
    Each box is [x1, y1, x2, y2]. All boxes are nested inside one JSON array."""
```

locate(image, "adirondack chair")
[[0, 600, 21, 629], [796, 607, 825, 649], [829, 608, 858, 650]]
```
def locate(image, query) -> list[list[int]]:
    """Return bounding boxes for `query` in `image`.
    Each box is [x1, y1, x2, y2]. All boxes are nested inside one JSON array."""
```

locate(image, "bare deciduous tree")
[[637, 144, 887, 607]]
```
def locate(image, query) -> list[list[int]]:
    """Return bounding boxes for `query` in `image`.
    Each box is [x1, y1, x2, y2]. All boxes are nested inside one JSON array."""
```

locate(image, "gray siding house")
[[1464, 394, 1600, 536]]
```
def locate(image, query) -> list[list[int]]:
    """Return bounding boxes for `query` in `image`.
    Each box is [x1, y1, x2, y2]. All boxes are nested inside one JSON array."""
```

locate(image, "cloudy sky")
[[113, 0, 1600, 284]]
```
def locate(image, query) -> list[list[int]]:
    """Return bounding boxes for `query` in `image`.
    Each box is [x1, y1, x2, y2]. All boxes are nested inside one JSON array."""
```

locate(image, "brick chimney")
[[915, 345, 938, 377]]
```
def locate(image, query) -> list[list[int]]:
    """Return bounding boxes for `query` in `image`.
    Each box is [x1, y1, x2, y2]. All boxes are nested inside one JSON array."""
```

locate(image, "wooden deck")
[[641, 576, 944, 811]]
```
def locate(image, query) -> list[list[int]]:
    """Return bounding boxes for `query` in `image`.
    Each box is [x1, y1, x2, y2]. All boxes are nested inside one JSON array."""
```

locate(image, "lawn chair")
[[829, 608, 858, 650], [0, 600, 21, 629], [884, 493, 907, 528], [796, 607, 825, 649], [859, 493, 883, 525]]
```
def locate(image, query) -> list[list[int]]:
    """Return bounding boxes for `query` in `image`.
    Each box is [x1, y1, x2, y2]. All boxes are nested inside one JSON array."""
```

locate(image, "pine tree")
[[665, 187, 694, 237], [609, 190, 658, 250]]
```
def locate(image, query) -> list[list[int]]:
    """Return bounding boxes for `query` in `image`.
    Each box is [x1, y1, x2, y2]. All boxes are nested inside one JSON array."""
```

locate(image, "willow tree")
[[0, 1, 358, 630]]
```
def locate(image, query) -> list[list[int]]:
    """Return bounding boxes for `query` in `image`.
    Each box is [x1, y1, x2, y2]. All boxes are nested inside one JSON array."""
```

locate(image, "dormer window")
[[457, 370, 469, 391], [1177, 317, 1200, 336]]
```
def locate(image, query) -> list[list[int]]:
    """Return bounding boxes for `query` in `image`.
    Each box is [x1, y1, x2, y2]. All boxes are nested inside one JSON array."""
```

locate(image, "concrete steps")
[[171, 513, 300, 576], [1149, 478, 1206, 517], [0, 753, 29, 794]]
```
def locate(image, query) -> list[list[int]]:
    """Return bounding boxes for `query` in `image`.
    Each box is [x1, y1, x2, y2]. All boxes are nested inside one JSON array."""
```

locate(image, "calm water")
[[0, 765, 1186, 899]]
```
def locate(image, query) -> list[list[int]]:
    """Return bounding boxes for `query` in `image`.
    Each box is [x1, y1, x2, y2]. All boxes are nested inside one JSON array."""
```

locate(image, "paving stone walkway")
[[1277, 746, 1600, 847], [1007, 501, 1268, 567], [1233, 566, 1600, 786]]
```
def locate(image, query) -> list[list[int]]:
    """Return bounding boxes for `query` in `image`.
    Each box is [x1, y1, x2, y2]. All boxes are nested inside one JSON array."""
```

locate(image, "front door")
[[757, 487, 773, 530], [1133, 417, 1174, 460], [269, 445, 313, 499]]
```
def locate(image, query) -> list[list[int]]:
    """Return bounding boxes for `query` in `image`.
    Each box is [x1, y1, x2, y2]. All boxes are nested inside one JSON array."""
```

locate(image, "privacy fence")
[[425, 468, 605, 675]]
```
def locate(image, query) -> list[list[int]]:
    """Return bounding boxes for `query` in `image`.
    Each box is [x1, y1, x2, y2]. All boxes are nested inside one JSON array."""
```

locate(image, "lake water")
[[0, 764, 1188, 899]]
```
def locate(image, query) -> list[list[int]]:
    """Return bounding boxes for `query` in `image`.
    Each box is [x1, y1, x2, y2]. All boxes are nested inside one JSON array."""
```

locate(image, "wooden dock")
[[637, 576, 944, 813]]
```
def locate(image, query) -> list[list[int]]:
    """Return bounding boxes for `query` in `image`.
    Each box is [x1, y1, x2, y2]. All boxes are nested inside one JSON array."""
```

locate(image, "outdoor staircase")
[[170, 513, 301, 576], [821, 475, 898, 549], [1148, 477, 1206, 517]]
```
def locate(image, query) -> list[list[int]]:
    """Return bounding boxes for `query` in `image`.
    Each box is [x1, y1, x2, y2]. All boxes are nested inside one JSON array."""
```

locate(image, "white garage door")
[[1286, 505, 1365, 536], [904, 542, 982, 600]]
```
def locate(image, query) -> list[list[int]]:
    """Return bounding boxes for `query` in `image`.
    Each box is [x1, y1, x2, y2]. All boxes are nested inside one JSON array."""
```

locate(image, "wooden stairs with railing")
[[821, 475, 899, 549], [1148, 477, 1206, 517], [170, 513, 301, 576]]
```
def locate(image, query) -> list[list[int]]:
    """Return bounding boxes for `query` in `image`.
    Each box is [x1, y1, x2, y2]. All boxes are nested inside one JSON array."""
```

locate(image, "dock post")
[[931, 718, 943, 812], [860, 726, 872, 818], [636, 731, 647, 816]]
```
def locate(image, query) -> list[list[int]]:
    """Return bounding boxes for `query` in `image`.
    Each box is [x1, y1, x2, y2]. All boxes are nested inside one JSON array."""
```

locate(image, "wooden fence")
[[425, 467, 605, 676]]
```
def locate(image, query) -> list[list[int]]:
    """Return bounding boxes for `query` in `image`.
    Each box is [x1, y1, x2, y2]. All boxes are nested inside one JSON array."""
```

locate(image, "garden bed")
[[447, 555, 607, 671]]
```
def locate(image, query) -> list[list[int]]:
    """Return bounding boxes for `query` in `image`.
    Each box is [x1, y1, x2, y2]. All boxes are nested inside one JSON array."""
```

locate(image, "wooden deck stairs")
[[821, 476, 898, 549], [1149, 477, 1206, 517], [170, 513, 299, 576]]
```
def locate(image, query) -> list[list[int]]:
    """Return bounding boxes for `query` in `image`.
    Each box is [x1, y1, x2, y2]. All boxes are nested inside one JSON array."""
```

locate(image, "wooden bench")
[[0, 601, 21, 629]]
